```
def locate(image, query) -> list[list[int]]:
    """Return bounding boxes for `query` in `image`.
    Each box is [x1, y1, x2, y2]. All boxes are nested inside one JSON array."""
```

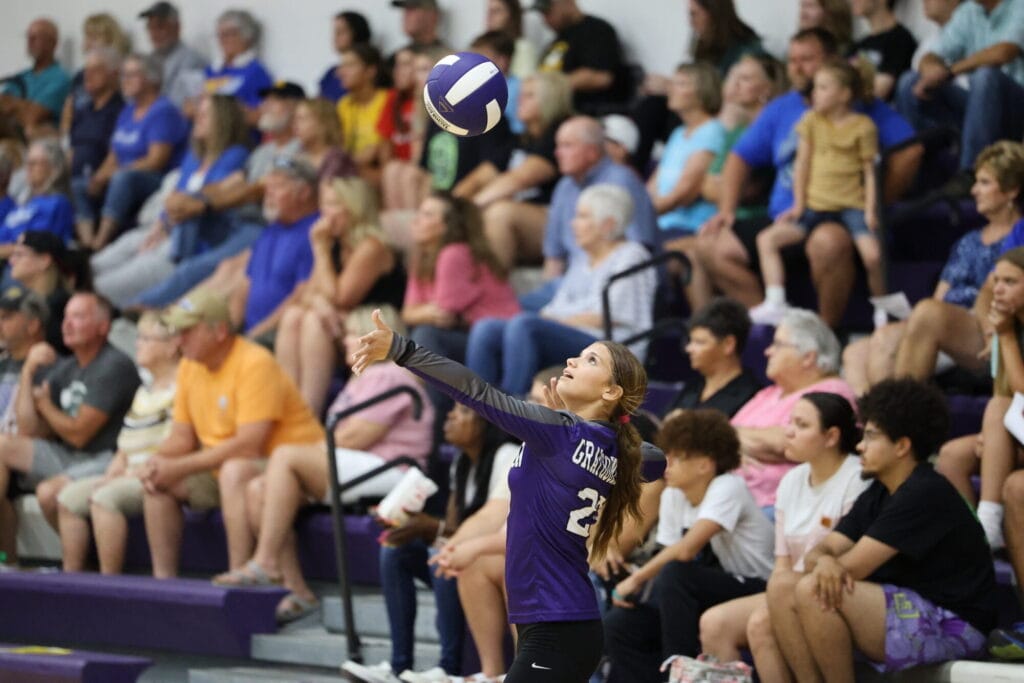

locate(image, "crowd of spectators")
[[3, 0, 1024, 681]]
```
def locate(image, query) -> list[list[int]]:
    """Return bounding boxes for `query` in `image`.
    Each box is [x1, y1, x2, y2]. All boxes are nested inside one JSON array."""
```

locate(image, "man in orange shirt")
[[142, 288, 322, 578]]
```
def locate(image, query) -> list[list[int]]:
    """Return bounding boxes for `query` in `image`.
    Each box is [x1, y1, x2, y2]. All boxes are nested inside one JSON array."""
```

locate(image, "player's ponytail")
[[591, 342, 646, 561]]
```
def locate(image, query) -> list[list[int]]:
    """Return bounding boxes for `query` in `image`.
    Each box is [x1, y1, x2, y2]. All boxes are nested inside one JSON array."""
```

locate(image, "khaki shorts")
[[183, 471, 220, 511], [56, 470, 223, 517]]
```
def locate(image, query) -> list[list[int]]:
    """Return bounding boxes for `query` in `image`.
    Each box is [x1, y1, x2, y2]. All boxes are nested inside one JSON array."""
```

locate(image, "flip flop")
[[275, 592, 320, 624], [211, 560, 281, 587]]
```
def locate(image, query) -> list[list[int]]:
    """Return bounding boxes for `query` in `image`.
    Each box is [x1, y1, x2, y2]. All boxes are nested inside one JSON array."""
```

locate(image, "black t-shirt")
[[847, 24, 918, 81], [834, 464, 997, 632], [421, 117, 514, 192], [539, 15, 628, 114], [513, 116, 566, 204], [69, 91, 126, 177], [668, 369, 763, 418]]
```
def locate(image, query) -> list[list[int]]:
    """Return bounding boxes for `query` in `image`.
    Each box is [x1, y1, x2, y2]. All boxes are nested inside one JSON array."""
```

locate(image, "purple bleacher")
[[888, 261, 944, 307], [0, 645, 150, 683], [947, 394, 988, 439], [0, 573, 285, 657], [742, 324, 773, 387]]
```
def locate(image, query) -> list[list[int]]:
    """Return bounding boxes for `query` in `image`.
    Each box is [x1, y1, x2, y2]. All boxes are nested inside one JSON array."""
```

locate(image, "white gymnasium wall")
[[0, 0, 937, 92]]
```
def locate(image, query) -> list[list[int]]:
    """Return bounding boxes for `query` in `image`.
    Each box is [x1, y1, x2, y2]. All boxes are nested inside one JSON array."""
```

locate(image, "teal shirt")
[[2, 63, 70, 118], [934, 0, 1024, 86]]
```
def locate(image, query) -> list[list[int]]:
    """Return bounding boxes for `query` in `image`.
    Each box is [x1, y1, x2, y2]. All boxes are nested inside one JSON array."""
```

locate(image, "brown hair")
[[975, 140, 1024, 207], [657, 409, 741, 474], [83, 13, 131, 55], [299, 97, 344, 148], [675, 61, 723, 115], [818, 57, 873, 105], [192, 94, 248, 160], [691, 0, 759, 67], [994, 247, 1024, 396], [801, 0, 852, 52], [412, 192, 508, 282], [589, 341, 647, 561]]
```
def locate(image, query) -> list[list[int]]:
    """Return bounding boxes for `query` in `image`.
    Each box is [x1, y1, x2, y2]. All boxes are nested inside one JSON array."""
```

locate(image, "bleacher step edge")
[[321, 594, 440, 643], [251, 629, 441, 669], [189, 666, 348, 683]]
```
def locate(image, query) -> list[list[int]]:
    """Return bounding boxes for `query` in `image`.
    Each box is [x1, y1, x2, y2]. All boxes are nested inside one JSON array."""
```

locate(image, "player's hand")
[[811, 555, 853, 611], [352, 309, 394, 375], [539, 377, 567, 411]]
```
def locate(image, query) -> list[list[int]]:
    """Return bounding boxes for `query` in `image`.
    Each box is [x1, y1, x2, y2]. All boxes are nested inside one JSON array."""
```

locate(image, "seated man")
[[0, 286, 48, 437], [141, 289, 322, 578], [139, 1, 207, 110], [771, 378, 995, 680], [896, 0, 1024, 195], [0, 292, 139, 555], [0, 18, 71, 130]]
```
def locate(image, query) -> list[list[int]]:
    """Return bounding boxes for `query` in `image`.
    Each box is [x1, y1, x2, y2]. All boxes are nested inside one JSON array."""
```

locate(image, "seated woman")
[[9, 231, 82, 353], [731, 309, 856, 514], [484, 0, 537, 80], [936, 247, 1024, 549], [318, 11, 372, 103], [203, 9, 273, 125], [212, 306, 434, 623], [698, 392, 867, 679], [454, 71, 573, 269], [0, 139, 74, 255], [369, 403, 518, 678], [90, 94, 249, 308], [377, 48, 417, 164], [293, 97, 354, 181], [55, 312, 180, 574], [668, 297, 762, 417], [81, 53, 188, 250], [275, 176, 405, 416], [466, 184, 656, 395], [336, 43, 388, 182], [847, 141, 1024, 393]]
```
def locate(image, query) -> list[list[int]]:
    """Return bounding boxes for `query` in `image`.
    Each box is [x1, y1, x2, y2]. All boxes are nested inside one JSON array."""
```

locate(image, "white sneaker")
[[400, 667, 451, 682], [342, 660, 401, 683], [872, 306, 888, 331], [748, 300, 787, 327]]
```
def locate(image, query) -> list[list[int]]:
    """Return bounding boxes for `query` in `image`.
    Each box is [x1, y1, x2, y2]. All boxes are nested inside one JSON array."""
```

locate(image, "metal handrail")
[[601, 250, 691, 342], [324, 385, 424, 662]]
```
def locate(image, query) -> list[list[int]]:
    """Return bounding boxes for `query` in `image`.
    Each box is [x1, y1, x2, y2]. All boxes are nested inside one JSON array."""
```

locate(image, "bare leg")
[[865, 321, 907, 387], [756, 221, 806, 292], [980, 396, 1016, 504], [1002, 470, 1024, 586], [275, 304, 305, 385], [35, 475, 71, 531], [93, 217, 119, 251], [246, 473, 315, 602], [805, 223, 855, 328], [143, 484, 187, 579], [91, 502, 130, 575], [699, 593, 765, 662], [854, 234, 885, 297], [57, 504, 92, 572], [766, 570, 820, 683], [748, 602, 792, 683], [936, 434, 981, 506], [894, 300, 985, 379], [0, 463, 16, 563], [218, 458, 267, 570], [482, 201, 548, 269], [298, 308, 338, 417], [841, 337, 871, 396], [458, 553, 509, 677], [76, 219, 96, 248], [696, 228, 763, 308]]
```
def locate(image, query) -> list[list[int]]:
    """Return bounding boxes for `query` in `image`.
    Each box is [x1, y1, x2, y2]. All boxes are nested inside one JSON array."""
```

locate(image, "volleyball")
[[423, 52, 509, 137]]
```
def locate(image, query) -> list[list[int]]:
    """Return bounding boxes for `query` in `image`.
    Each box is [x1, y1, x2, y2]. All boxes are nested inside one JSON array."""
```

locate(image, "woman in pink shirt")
[[730, 309, 856, 513]]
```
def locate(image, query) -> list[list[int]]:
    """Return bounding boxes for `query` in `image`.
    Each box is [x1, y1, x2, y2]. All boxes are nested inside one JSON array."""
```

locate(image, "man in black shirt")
[[768, 378, 995, 681], [847, 0, 918, 100], [532, 0, 629, 114]]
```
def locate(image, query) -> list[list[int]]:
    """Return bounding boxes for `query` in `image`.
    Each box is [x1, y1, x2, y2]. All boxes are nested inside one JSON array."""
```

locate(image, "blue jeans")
[[465, 313, 598, 395], [895, 66, 1024, 170], [380, 541, 465, 675], [101, 168, 165, 226], [132, 221, 262, 307], [70, 174, 101, 224]]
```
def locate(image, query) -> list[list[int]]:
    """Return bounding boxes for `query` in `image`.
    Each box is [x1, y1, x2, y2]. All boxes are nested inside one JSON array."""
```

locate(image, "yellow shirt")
[[336, 89, 389, 157], [173, 337, 323, 458], [796, 110, 878, 212]]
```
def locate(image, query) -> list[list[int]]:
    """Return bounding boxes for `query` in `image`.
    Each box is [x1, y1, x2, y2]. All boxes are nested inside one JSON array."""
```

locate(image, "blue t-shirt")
[[110, 96, 189, 168], [243, 211, 317, 331], [0, 196, 15, 227], [656, 119, 726, 233], [940, 229, 1007, 308], [319, 65, 347, 103], [0, 195, 74, 245], [732, 90, 914, 219], [1001, 218, 1024, 252], [2, 63, 71, 118], [544, 157, 659, 263], [204, 58, 273, 108]]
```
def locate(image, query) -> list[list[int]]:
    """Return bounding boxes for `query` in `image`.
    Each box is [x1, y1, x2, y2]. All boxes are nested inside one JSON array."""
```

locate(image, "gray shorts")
[[21, 439, 114, 489]]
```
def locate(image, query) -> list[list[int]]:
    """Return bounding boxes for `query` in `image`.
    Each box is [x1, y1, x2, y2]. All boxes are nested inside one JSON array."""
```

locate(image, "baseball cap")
[[602, 114, 640, 156], [162, 289, 231, 331], [0, 284, 50, 324], [271, 155, 319, 187], [258, 81, 306, 100], [391, 0, 439, 9], [138, 1, 179, 20]]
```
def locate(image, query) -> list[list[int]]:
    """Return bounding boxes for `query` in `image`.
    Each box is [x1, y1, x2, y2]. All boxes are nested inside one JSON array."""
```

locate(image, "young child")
[[750, 59, 884, 328]]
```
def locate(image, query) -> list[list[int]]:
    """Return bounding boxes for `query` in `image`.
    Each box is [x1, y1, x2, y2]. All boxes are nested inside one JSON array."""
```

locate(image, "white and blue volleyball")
[[423, 52, 508, 137]]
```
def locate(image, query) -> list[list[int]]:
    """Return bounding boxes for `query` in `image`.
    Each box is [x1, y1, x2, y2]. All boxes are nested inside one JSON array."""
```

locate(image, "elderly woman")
[[0, 139, 74, 255], [730, 308, 856, 514], [84, 53, 188, 250], [91, 94, 249, 307], [466, 184, 656, 395], [203, 9, 273, 124], [845, 141, 1024, 393], [454, 70, 574, 269], [275, 176, 405, 416]]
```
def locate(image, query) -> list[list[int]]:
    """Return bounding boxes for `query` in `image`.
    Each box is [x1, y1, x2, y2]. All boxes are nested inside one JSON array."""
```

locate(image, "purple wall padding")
[[0, 645, 150, 683]]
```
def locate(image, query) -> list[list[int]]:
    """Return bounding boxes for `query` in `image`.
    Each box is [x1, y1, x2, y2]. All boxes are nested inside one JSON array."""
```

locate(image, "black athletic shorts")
[[505, 619, 604, 683]]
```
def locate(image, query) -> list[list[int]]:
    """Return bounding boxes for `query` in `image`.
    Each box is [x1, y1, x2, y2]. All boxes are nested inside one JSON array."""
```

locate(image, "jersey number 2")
[[566, 487, 606, 538]]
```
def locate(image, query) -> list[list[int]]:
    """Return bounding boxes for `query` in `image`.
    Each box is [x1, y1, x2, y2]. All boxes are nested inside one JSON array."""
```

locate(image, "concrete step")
[[189, 665, 347, 683], [252, 627, 440, 671], [322, 592, 440, 643]]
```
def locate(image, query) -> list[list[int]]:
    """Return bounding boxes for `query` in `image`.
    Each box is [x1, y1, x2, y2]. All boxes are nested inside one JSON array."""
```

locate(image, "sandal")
[[275, 592, 320, 624], [211, 560, 282, 587]]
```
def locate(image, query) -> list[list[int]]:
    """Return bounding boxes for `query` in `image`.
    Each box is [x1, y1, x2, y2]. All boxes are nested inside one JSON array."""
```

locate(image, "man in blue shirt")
[[696, 28, 921, 327], [0, 19, 70, 131]]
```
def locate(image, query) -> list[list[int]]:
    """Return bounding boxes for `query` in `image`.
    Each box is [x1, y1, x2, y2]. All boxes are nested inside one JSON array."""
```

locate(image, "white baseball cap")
[[602, 114, 640, 156]]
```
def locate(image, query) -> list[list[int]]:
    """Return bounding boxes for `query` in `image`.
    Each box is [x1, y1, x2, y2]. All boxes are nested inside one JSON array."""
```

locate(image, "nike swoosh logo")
[[531, 663, 552, 670]]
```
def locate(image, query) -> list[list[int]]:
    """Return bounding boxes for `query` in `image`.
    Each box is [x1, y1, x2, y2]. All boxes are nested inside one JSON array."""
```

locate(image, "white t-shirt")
[[461, 442, 520, 503], [655, 473, 774, 580], [774, 456, 870, 572]]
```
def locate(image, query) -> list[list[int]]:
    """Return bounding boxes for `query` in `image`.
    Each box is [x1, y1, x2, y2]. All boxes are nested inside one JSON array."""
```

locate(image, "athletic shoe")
[[988, 626, 1024, 661], [341, 660, 401, 682], [400, 667, 450, 682], [748, 300, 787, 327]]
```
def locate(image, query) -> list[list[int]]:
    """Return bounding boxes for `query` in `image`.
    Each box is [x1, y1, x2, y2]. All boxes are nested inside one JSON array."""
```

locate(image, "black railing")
[[601, 250, 691, 346], [324, 385, 424, 662]]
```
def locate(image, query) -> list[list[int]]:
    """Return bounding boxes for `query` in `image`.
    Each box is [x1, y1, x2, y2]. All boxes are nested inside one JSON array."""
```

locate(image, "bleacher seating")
[[0, 644, 150, 683]]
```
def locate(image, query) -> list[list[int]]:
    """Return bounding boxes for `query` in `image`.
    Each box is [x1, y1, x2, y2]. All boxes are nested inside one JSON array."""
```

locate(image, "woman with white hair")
[[83, 53, 188, 250], [465, 183, 656, 395], [0, 139, 74, 255], [730, 308, 857, 516], [203, 9, 272, 125]]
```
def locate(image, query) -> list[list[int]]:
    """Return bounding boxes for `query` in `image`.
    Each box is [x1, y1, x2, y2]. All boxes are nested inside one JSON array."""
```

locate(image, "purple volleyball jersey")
[[390, 335, 623, 623]]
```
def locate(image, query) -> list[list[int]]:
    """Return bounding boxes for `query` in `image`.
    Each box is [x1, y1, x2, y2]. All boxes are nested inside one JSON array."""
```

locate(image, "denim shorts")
[[797, 208, 870, 237]]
